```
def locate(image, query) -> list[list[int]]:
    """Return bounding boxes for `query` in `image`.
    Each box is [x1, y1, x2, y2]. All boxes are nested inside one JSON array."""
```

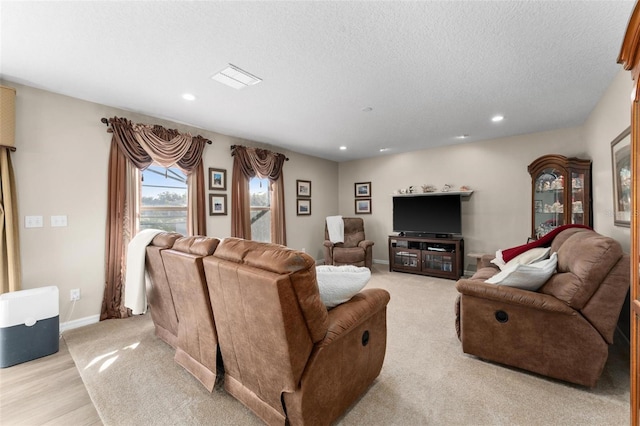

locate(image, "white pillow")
[[490, 247, 551, 271], [315, 265, 371, 308], [486, 252, 557, 291]]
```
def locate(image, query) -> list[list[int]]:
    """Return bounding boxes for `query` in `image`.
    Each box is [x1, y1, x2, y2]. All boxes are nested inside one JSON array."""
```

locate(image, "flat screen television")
[[392, 194, 462, 237]]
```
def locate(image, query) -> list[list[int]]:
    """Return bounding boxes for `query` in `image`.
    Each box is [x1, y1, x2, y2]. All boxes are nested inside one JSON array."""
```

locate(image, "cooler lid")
[[0, 286, 59, 328]]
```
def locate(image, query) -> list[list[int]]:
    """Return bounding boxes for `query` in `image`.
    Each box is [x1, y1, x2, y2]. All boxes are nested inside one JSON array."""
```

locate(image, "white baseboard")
[[60, 314, 100, 333], [373, 259, 389, 265]]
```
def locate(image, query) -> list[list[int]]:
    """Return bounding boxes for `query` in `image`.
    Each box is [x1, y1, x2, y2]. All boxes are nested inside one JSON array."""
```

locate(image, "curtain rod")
[[230, 144, 289, 161], [100, 117, 212, 144]]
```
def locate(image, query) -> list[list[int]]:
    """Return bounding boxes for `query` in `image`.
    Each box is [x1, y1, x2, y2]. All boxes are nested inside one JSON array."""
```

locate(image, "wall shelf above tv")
[[392, 190, 474, 197]]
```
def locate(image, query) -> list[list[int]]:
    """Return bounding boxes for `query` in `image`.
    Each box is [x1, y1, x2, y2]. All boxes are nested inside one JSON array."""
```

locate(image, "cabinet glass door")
[[570, 171, 585, 225], [534, 167, 565, 238], [423, 253, 454, 272], [393, 250, 420, 269]]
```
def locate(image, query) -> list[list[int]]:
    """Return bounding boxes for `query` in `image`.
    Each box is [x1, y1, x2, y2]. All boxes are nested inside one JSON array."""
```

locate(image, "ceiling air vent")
[[212, 64, 262, 90]]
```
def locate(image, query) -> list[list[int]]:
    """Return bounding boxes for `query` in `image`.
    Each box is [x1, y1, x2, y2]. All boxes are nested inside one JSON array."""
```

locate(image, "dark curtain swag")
[[231, 145, 287, 245], [101, 116, 210, 320]]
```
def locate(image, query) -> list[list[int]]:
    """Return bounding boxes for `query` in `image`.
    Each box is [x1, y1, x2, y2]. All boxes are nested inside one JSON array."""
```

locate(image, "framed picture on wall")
[[611, 126, 631, 227], [209, 193, 227, 215], [296, 180, 311, 197], [354, 182, 371, 197], [355, 198, 372, 214], [297, 199, 311, 216], [209, 168, 227, 191]]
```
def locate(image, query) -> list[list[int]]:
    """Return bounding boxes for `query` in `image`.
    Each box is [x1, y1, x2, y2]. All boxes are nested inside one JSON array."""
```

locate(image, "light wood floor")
[[0, 337, 101, 425]]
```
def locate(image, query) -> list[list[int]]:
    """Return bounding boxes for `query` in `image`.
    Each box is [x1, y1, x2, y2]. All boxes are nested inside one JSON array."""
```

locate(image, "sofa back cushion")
[[145, 232, 182, 346], [203, 238, 328, 412], [161, 236, 220, 378], [540, 229, 623, 309]]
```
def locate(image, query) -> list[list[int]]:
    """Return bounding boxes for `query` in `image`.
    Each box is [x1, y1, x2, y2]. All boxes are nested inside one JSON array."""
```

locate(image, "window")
[[250, 177, 271, 242], [140, 164, 188, 234]]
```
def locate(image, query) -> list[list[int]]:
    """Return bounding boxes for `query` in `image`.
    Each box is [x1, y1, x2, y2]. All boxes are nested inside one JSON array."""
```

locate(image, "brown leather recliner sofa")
[[203, 237, 390, 425], [143, 233, 390, 423], [455, 227, 629, 387]]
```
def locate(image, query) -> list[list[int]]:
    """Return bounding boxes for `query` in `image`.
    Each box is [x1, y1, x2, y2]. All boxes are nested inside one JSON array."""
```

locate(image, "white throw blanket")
[[326, 215, 344, 243], [124, 229, 164, 315]]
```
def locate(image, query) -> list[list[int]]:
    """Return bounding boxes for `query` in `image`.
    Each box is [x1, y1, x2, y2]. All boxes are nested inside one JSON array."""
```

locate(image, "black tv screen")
[[393, 194, 462, 236]]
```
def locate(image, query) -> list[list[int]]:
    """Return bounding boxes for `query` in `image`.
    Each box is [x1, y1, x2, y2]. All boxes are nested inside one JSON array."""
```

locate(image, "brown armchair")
[[455, 227, 629, 387], [323, 217, 374, 268], [203, 237, 390, 425], [161, 236, 220, 391]]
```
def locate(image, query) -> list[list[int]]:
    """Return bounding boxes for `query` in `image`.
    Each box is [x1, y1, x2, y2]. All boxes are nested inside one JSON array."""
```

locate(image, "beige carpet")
[[63, 265, 629, 425]]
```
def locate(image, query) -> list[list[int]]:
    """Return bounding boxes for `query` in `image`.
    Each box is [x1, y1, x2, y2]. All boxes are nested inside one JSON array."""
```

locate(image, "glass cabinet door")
[[533, 167, 565, 238], [570, 171, 585, 225]]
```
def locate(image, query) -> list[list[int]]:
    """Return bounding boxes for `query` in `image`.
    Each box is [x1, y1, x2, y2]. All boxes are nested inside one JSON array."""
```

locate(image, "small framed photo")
[[209, 168, 227, 191], [611, 127, 631, 227], [297, 199, 311, 216], [534, 200, 543, 213], [296, 180, 311, 197], [209, 193, 227, 215], [355, 182, 371, 197], [355, 198, 372, 214]]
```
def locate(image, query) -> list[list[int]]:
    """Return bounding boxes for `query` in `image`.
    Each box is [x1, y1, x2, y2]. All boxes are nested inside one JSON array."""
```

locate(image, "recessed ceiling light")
[[456, 134, 469, 139], [379, 148, 389, 152], [212, 64, 262, 90], [339, 146, 347, 150], [182, 93, 196, 101], [362, 107, 373, 112], [492, 115, 504, 122]]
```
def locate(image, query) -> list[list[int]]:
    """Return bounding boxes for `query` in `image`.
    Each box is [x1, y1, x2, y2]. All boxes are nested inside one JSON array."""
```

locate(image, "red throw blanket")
[[501, 224, 592, 263]]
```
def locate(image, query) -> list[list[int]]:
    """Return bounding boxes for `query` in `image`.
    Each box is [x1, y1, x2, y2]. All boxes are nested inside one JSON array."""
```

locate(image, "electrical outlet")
[[70, 288, 80, 301]]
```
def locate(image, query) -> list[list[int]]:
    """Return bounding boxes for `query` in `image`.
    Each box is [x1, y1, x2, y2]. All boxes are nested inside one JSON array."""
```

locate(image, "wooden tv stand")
[[388, 235, 464, 280]]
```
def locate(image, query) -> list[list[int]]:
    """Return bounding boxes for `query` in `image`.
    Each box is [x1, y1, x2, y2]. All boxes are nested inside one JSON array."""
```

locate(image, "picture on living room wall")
[[355, 198, 372, 214], [297, 199, 311, 216], [209, 193, 227, 215], [296, 180, 311, 197], [611, 127, 631, 227], [209, 168, 226, 191], [355, 182, 371, 197]]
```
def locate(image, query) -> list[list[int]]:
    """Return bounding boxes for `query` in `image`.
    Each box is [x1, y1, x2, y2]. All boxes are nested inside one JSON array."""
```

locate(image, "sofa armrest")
[[455, 279, 574, 315], [317, 288, 390, 347], [358, 240, 375, 249], [323, 240, 335, 248]]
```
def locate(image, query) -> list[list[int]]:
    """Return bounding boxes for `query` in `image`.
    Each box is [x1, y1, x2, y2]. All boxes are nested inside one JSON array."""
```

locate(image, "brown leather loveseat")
[[455, 227, 629, 387]]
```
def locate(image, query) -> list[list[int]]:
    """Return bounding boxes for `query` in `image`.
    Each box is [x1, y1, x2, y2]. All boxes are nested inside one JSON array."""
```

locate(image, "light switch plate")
[[51, 215, 68, 227], [25, 216, 43, 228]]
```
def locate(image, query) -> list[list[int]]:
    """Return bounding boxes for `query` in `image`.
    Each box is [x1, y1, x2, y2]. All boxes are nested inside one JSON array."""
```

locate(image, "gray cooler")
[[0, 286, 59, 368]]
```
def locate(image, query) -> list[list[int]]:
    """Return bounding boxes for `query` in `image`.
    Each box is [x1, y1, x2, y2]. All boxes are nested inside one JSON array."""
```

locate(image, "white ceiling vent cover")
[[212, 64, 262, 89]]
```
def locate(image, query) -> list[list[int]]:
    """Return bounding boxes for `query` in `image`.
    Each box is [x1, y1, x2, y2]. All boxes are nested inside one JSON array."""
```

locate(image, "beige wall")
[[583, 69, 632, 252], [7, 82, 338, 325]]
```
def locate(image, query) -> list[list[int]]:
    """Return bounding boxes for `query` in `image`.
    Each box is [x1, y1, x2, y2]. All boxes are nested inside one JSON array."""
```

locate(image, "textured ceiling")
[[0, 1, 635, 162]]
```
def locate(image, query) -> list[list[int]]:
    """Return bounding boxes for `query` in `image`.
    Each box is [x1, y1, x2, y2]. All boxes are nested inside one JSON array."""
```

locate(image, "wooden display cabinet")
[[528, 154, 592, 239], [388, 235, 464, 280]]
